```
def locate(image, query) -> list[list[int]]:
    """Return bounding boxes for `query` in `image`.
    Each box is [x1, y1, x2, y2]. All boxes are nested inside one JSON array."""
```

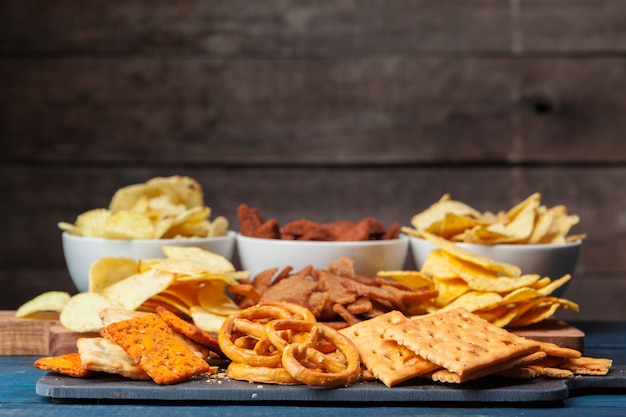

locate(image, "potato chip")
[[73, 209, 111, 238], [376, 270, 434, 290], [15, 291, 71, 319], [102, 210, 155, 239], [145, 176, 204, 209], [197, 281, 240, 316], [162, 246, 236, 272], [99, 269, 176, 310], [109, 183, 149, 212], [418, 231, 521, 277], [88, 257, 139, 292], [438, 291, 503, 313], [436, 250, 540, 292], [189, 305, 227, 333], [60, 292, 121, 333]]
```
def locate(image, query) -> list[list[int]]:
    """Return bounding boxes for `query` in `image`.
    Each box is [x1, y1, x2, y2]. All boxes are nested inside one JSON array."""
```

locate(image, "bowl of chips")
[[409, 233, 581, 281], [403, 193, 585, 296], [58, 176, 235, 292], [236, 205, 409, 278], [62, 231, 237, 292]]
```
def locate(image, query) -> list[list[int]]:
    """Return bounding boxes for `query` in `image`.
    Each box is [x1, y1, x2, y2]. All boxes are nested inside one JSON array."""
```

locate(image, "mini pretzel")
[[226, 362, 300, 385], [218, 303, 316, 368], [265, 319, 361, 388]]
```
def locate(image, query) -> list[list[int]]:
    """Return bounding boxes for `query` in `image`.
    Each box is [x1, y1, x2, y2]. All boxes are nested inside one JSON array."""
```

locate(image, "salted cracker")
[[384, 307, 541, 377], [340, 311, 439, 386]]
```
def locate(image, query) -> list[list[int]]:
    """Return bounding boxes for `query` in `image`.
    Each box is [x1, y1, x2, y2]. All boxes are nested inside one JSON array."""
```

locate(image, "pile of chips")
[[16, 247, 248, 333], [58, 176, 228, 239], [402, 193, 585, 244], [379, 231, 579, 328]]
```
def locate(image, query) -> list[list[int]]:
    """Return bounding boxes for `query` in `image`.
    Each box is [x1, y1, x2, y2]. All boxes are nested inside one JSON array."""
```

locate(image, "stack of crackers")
[[34, 307, 222, 385], [341, 307, 612, 387]]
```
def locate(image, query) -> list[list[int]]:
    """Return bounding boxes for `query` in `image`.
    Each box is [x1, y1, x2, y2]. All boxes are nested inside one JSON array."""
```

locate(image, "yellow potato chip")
[[536, 274, 571, 296], [437, 250, 540, 292], [197, 281, 240, 316], [102, 210, 155, 239], [483, 204, 536, 243], [161, 283, 200, 308], [410, 194, 483, 231], [148, 294, 192, 317], [432, 277, 471, 307], [144, 176, 204, 209], [60, 292, 121, 333], [189, 305, 227, 333], [433, 212, 483, 239], [99, 269, 176, 310], [210, 216, 229, 237], [15, 291, 72, 319], [88, 257, 139, 292], [419, 231, 521, 277], [439, 291, 503, 313], [162, 246, 236, 272], [376, 270, 434, 290], [74, 209, 111, 238], [109, 183, 148, 212]]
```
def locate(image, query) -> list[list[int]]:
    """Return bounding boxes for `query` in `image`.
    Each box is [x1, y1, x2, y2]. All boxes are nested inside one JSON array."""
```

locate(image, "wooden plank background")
[[1, 0, 625, 321]]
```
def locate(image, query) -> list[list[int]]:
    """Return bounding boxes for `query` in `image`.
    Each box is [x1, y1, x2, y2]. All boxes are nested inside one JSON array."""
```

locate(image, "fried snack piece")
[[156, 306, 223, 357], [105, 313, 213, 385], [34, 353, 93, 378], [237, 204, 400, 241], [77, 337, 150, 380], [241, 257, 437, 327], [340, 311, 439, 387]]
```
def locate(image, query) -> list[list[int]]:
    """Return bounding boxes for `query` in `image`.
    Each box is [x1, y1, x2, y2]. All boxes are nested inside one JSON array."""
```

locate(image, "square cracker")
[[105, 313, 213, 385], [384, 307, 540, 376], [340, 311, 439, 387]]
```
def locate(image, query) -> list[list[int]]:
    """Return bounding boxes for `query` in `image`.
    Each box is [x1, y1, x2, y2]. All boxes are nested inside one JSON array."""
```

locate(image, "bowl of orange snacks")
[[402, 193, 585, 297], [59, 176, 235, 292], [235, 204, 409, 279]]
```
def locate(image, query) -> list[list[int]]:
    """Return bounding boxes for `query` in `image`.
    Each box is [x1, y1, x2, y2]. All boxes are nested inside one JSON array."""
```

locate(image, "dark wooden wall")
[[2, 1, 625, 321]]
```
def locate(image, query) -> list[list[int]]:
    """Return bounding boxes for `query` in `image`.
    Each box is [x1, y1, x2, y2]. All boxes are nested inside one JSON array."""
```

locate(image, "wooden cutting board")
[[0, 310, 585, 356], [0, 311, 98, 356]]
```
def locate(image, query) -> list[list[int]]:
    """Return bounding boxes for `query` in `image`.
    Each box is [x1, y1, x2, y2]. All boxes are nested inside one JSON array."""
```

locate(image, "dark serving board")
[[37, 366, 626, 404]]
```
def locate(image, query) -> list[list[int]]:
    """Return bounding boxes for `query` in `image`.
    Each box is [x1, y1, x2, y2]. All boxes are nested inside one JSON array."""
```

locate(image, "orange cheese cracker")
[[34, 353, 93, 378], [340, 311, 439, 386], [105, 313, 213, 385], [156, 306, 222, 356]]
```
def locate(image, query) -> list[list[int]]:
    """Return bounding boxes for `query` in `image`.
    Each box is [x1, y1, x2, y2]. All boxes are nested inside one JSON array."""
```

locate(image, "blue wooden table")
[[2, 321, 625, 417]]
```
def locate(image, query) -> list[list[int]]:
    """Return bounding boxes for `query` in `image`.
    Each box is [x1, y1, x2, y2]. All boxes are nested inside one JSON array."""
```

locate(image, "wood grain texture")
[[1, 1, 625, 320]]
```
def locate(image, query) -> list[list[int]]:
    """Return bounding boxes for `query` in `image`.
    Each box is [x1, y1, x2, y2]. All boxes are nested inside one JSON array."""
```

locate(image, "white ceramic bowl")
[[62, 231, 237, 292], [236, 234, 410, 279], [409, 236, 581, 295]]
